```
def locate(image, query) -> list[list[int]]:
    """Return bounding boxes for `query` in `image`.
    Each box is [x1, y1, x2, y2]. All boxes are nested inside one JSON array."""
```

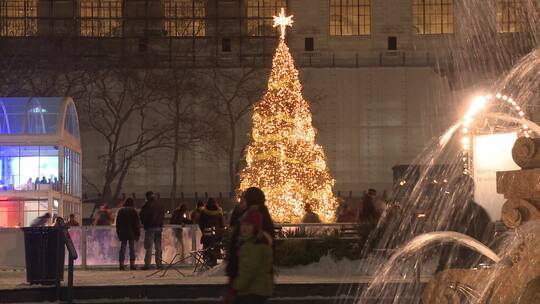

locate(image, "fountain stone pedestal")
[[423, 137, 540, 304], [497, 137, 540, 228]]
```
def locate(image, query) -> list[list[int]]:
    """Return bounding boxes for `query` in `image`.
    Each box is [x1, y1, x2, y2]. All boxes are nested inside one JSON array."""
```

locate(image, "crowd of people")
[[301, 188, 385, 228], [22, 176, 61, 191], [28, 188, 275, 303], [86, 187, 385, 273], [27, 185, 492, 304], [99, 188, 273, 304], [92, 191, 227, 271], [24, 186, 389, 304]]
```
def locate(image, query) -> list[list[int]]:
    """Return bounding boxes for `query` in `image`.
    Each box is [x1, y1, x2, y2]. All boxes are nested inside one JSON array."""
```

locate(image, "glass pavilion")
[[0, 97, 82, 227]]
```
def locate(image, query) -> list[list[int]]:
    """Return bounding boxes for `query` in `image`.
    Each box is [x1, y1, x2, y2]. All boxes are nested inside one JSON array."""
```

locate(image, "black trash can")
[[22, 226, 65, 285]]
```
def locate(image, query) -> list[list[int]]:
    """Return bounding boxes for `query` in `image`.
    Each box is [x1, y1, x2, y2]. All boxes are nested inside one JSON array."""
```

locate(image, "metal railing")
[[0, 223, 364, 269], [71, 225, 203, 268]]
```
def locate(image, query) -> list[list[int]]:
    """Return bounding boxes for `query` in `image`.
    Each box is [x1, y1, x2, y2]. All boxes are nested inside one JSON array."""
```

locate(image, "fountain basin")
[[423, 221, 540, 304]]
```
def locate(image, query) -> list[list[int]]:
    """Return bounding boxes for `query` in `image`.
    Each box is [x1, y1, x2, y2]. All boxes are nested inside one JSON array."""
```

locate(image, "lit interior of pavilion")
[[0, 97, 82, 227]]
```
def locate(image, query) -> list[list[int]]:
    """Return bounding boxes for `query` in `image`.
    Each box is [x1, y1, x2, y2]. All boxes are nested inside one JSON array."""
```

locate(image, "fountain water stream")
[[354, 232, 500, 303], [348, 56, 540, 304], [386, 232, 500, 264], [482, 112, 540, 135]]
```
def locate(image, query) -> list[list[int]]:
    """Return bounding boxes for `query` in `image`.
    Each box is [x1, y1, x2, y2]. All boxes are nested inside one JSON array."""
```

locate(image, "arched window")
[[64, 103, 80, 139], [0, 98, 26, 134], [26, 98, 46, 134], [0, 100, 12, 134], [26, 98, 60, 134]]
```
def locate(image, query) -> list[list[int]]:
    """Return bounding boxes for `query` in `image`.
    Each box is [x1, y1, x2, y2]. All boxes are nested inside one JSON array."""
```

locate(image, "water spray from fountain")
[[349, 74, 540, 304]]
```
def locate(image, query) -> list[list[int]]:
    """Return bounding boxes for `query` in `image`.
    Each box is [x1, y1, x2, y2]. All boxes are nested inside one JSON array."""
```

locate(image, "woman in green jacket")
[[225, 209, 273, 304]]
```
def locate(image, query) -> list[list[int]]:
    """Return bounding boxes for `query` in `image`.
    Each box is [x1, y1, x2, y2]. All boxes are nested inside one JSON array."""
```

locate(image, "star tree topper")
[[273, 8, 293, 39]]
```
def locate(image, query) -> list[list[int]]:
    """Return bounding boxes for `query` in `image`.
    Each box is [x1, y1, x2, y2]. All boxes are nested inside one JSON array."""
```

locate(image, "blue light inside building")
[[0, 97, 82, 227]]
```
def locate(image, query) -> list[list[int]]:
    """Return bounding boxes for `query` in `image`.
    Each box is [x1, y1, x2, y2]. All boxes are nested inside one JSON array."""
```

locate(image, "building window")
[[246, 0, 286, 37], [22, 200, 49, 227], [62, 201, 81, 223], [0, 0, 37, 37], [412, 0, 454, 35], [496, 0, 525, 33], [64, 103, 80, 139], [79, 0, 122, 37], [0, 145, 60, 192], [63, 147, 81, 198], [164, 0, 205, 37], [329, 0, 371, 36]]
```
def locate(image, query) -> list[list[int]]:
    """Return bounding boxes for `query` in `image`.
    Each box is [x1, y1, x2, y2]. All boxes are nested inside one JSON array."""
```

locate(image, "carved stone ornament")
[[512, 137, 540, 169], [501, 199, 540, 229]]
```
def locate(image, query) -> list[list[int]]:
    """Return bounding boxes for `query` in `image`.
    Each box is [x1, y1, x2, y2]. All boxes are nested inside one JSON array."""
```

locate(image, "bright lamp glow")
[[460, 93, 530, 175], [464, 96, 487, 120], [473, 133, 519, 220]]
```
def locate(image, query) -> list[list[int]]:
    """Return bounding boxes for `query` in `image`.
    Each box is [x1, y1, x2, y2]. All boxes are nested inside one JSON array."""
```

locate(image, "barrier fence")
[[0, 223, 362, 269]]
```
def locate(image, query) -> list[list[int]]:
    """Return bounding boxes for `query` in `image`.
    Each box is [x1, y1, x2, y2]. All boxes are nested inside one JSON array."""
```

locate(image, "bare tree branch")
[[203, 67, 266, 193], [77, 67, 171, 206]]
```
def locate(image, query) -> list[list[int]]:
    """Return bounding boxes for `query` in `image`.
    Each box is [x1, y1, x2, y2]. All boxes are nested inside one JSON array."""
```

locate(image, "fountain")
[[422, 137, 540, 303], [347, 1, 540, 301], [349, 86, 540, 303], [381, 231, 501, 265]]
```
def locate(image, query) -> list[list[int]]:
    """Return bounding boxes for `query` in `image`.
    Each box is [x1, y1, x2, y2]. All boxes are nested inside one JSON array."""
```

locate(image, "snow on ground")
[[0, 268, 223, 290], [201, 255, 373, 277], [277, 255, 379, 277], [0, 254, 438, 290], [278, 254, 439, 277], [203, 254, 438, 278], [1, 268, 414, 291]]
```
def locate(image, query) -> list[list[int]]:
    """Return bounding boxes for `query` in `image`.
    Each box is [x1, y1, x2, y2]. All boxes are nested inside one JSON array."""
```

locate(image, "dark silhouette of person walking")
[[116, 198, 141, 270], [223, 209, 273, 304], [30, 213, 51, 227], [198, 198, 224, 267], [226, 187, 275, 290], [139, 191, 165, 270], [170, 204, 192, 259]]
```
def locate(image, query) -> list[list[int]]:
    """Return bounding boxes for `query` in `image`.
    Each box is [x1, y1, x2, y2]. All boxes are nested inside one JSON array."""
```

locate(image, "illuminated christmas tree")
[[239, 8, 338, 223]]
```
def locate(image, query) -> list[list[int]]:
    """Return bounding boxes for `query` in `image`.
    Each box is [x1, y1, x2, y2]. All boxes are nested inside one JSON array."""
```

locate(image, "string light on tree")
[[239, 8, 338, 223]]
